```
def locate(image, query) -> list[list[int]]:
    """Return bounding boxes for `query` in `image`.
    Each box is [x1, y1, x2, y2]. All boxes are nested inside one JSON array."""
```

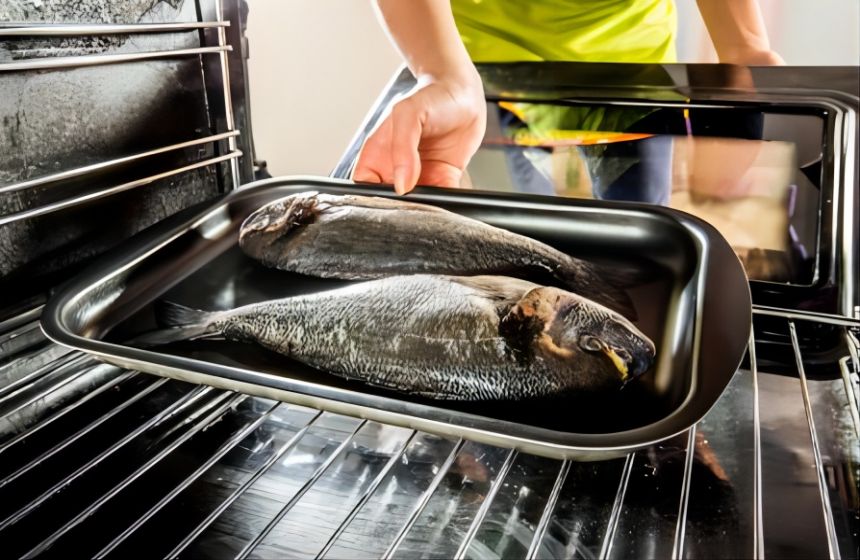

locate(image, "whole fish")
[[238, 191, 636, 317], [140, 275, 655, 400]]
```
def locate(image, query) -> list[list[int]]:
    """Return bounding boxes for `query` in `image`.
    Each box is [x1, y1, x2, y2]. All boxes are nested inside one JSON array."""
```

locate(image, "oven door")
[[337, 63, 859, 319]]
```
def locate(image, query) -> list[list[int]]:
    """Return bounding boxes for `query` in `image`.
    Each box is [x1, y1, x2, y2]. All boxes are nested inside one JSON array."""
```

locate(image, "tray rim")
[[40, 175, 752, 459]]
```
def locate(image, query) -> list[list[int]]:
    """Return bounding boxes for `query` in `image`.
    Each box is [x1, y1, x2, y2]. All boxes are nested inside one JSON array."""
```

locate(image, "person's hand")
[[352, 73, 487, 195]]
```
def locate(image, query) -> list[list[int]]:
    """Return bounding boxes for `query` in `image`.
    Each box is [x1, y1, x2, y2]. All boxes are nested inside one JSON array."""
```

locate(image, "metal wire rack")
[[0, 15, 243, 225], [0, 309, 856, 559]]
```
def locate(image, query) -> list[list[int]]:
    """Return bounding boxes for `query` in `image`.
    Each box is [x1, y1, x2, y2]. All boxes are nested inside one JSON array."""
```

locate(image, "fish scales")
[[221, 277, 535, 397], [143, 275, 655, 401], [238, 192, 635, 317]]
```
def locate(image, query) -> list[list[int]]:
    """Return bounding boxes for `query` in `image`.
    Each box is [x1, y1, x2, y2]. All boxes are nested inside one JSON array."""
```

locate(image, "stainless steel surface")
[[0, 370, 138, 456], [671, 426, 697, 559], [0, 151, 242, 226], [0, 22, 230, 36], [0, 347, 75, 401], [165, 408, 325, 558], [214, 0, 241, 190], [848, 331, 860, 370], [757, 326, 858, 559], [750, 331, 766, 560], [0, 384, 213, 532], [247, 422, 415, 559], [234, 418, 368, 559], [93, 397, 281, 557], [0, 375, 167, 488], [836, 106, 857, 319], [314, 430, 418, 559], [40, 176, 752, 458], [598, 452, 635, 558], [380, 438, 466, 559], [21, 392, 244, 558], [753, 306, 860, 328], [0, 45, 232, 73], [813, 100, 857, 318], [0, 311, 856, 557], [789, 322, 841, 559], [0, 354, 104, 422], [182, 412, 367, 558], [839, 357, 860, 436], [454, 448, 518, 559], [525, 459, 570, 560]]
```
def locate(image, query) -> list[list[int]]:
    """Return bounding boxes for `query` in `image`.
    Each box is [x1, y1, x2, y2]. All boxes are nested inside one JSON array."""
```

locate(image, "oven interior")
[[0, 2, 858, 559]]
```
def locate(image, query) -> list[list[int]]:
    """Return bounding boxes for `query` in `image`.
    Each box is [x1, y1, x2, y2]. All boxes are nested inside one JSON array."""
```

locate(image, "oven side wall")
[[0, 0, 253, 320]]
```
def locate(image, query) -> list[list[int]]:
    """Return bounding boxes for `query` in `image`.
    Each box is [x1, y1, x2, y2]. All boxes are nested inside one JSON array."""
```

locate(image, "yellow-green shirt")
[[451, 1, 678, 138], [451, 0, 678, 63]]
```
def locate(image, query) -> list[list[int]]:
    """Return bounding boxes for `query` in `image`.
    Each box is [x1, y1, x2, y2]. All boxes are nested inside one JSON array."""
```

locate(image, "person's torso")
[[451, 0, 677, 63]]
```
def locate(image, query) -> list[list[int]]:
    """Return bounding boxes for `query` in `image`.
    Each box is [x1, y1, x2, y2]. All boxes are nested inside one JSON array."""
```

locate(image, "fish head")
[[238, 191, 321, 265], [502, 286, 656, 389]]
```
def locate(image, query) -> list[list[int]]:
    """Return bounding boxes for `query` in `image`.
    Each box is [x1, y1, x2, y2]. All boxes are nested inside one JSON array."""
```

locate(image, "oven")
[[1, 2, 857, 559]]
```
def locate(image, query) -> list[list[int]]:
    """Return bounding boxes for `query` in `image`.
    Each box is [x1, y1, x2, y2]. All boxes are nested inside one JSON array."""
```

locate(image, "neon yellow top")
[[451, 0, 678, 63], [450, 0, 678, 140]]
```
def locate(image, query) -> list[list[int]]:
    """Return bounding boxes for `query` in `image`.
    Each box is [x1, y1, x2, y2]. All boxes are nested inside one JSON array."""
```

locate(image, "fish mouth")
[[238, 211, 272, 243], [238, 192, 321, 246], [602, 347, 630, 381], [604, 346, 653, 384]]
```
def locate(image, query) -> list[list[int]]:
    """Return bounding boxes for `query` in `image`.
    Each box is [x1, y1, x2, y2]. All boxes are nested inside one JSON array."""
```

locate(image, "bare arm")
[[696, 0, 785, 65], [374, 0, 476, 85], [353, 0, 486, 194]]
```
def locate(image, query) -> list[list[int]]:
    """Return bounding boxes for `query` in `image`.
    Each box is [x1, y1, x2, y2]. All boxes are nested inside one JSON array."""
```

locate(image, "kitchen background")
[[245, 0, 860, 178]]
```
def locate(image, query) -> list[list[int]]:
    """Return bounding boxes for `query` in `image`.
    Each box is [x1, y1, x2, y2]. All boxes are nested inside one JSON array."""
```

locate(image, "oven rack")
[[0, 310, 855, 559], [0, 14, 243, 225], [1, 7, 857, 559]]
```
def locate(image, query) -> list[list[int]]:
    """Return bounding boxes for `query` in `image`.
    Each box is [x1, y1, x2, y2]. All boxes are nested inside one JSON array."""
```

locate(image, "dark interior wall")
[[0, 0, 240, 315]]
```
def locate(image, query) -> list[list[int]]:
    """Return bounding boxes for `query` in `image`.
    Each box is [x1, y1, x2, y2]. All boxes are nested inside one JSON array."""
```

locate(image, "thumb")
[[390, 101, 423, 195]]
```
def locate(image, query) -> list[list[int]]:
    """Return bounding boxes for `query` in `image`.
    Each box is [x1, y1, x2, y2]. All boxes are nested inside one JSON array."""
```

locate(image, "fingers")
[[352, 117, 392, 184], [419, 160, 462, 189], [390, 101, 423, 195], [352, 80, 483, 195], [353, 99, 426, 195], [352, 165, 383, 184]]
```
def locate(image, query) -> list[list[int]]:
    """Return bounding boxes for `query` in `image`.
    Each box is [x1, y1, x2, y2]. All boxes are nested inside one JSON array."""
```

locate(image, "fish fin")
[[155, 300, 214, 328], [447, 275, 537, 300], [557, 261, 639, 321], [498, 292, 546, 365], [334, 193, 452, 214], [127, 301, 221, 348]]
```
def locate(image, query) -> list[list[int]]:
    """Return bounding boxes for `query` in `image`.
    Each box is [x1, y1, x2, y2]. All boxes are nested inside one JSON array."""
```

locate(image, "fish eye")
[[579, 335, 604, 353]]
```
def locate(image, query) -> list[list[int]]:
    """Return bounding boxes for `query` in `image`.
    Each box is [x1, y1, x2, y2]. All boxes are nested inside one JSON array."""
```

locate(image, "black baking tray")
[[40, 176, 751, 459]]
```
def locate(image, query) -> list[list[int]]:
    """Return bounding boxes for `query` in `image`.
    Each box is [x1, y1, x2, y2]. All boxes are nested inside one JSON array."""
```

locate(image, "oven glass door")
[[465, 100, 827, 286]]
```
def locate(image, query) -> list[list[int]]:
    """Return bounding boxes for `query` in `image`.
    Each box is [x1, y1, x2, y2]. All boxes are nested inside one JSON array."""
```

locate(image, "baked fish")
[[139, 275, 655, 400], [238, 191, 636, 317]]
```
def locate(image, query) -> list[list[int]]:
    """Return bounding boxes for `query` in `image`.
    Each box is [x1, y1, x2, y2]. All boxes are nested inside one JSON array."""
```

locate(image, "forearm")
[[374, 0, 479, 85], [696, 0, 781, 64]]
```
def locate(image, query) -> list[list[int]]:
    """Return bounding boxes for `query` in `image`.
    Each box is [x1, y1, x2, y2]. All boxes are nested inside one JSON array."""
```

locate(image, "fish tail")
[[557, 260, 639, 320], [128, 301, 222, 347]]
